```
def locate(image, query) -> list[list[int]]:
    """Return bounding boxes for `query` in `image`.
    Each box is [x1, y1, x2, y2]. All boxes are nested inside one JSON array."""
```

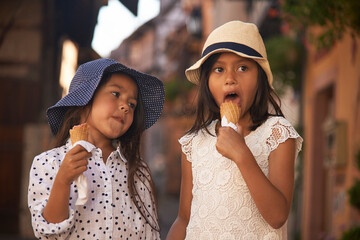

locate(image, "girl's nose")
[[120, 103, 129, 113], [225, 71, 236, 85]]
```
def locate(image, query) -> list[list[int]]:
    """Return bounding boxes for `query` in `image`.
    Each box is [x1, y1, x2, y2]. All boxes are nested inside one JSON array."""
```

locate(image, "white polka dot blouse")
[[28, 140, 160, 240]]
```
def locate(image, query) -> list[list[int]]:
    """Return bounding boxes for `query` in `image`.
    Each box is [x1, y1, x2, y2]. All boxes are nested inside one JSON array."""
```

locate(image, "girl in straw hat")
[[167, 21, 302, 239], [28, 59, 164, 239]]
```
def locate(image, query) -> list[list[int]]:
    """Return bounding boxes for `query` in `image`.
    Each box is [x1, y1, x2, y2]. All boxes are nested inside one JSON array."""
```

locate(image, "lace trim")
[[265, 117, 303, 153], [179, 133, 196, 162]]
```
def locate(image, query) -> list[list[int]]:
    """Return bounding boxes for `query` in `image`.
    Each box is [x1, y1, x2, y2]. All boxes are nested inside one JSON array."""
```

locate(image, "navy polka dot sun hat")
[[47, 58, 165, 135]]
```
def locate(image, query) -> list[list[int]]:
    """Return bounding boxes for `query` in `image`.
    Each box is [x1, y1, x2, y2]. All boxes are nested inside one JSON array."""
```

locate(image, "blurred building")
[[0, 0, 137, 238], [301, 26, 360, 239]]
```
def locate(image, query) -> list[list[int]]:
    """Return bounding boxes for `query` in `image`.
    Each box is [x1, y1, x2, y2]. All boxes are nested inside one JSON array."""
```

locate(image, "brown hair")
[[188, 52, 284, 135], [53, 72, 159, 231]]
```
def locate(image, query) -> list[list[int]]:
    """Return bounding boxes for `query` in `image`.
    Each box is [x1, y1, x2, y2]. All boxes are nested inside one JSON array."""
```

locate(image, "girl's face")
[[85, 73, 138, 142], [208, 52, 258, 122]]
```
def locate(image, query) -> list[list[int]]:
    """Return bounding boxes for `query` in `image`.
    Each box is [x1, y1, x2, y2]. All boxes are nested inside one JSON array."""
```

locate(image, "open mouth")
[[224, 92, 239, 103]]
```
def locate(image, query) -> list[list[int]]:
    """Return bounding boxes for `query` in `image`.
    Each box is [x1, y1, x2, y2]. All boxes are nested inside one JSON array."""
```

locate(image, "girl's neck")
[[87, 132, 115, 163], [237, 114, 253, 136], [94, 141, 115, 164]]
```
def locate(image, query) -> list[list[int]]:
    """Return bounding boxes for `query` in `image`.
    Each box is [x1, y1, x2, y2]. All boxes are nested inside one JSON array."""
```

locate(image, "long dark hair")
[[53, 72, 159, 231], [188, 52, 284, 135]]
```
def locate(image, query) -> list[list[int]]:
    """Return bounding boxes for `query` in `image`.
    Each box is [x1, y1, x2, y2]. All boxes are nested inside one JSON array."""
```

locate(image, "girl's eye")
[[128, 102, 136, 109], [213, 67, 223, 73], [112, 92, 120, 97], [237, 66, 248, 72]]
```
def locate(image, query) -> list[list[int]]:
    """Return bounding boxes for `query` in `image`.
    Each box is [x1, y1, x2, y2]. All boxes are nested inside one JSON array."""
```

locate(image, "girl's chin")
[[106, 132, 123, 140], [107, 129, 130, 139]]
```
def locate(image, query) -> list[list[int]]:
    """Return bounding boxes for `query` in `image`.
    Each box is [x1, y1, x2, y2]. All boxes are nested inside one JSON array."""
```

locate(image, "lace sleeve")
[[266, 117, 303, 156], [178, 133, 195, 162]]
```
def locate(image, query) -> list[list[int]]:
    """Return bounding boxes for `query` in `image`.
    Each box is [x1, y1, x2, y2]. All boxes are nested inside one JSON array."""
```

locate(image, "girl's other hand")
[[56, 145, 91, 186]]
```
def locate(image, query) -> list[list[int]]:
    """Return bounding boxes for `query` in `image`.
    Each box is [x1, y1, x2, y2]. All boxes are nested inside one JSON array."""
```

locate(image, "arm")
[[166, 153, 193, 240], [43, 145, 91, 223], [216, 126, 296, 229], [28, 145, 91, 239]]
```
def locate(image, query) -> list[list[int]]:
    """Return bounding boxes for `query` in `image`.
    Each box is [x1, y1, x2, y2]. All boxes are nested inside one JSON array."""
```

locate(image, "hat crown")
[[185, 20, 273, 87], [202, 20, 267, 59], [69, 59, 118, 93]]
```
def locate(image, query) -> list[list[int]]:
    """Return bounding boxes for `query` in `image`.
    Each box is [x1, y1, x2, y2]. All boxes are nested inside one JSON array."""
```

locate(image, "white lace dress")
[[179, 117, 303, 240]]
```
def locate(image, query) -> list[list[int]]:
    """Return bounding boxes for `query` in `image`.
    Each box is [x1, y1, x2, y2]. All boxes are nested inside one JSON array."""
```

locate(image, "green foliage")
[[164, 78, 194, 102], [265, 35, 304, 92], [340, 226, 360, 240], [339, 149, 360, 239], [348, 180, 360, 211], [283, 0, 360, 48]]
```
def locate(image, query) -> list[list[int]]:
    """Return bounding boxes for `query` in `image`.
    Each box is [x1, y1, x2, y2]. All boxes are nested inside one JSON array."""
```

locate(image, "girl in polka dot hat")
[[167, 21, 303, 239], [28, 58, 164, 239]]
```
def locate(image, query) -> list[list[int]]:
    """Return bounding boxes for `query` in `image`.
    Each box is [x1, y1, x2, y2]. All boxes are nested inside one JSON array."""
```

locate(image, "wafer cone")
[[70, 123, 89, 144], [220, 101, 240, 124]]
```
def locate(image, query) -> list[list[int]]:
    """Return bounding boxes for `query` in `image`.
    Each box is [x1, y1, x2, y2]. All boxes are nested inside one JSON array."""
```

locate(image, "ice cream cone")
[[220, 101, 240, 124], [70, 123, 89, 144]]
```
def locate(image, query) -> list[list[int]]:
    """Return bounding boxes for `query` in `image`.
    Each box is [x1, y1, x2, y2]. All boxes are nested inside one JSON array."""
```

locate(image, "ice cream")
[[220, 101, 240, 124], [70, 123, 89, 145], [69, 123, 91, 205]]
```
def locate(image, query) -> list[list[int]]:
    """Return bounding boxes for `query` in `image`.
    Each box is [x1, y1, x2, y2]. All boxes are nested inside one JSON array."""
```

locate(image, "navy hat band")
[[202, 42, 263, 58]]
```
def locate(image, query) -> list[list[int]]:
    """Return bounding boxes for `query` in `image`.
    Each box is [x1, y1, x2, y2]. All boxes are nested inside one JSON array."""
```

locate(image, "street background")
[[0, 0, 360, 239]]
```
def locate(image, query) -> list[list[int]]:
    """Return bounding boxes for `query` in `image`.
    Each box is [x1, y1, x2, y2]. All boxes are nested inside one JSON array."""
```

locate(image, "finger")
[[65, 159, 88, 177], [74, 150, 92, 159], [67, 144, 88, 155], [71, 159, 88, 168], [73, 164, 88, 175], [71, 144, 93, 156], [63, 152, 91, 170], [71, 147, 92, 160]]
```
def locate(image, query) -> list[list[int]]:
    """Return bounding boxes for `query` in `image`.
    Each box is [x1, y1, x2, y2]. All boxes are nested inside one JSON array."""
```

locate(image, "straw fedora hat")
[[185, 20, 273, 87], [47, 58, 165, 135]]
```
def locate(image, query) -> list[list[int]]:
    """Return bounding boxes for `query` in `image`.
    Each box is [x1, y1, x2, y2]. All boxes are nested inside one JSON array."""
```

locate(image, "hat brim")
[[47, 60, 164, 135], [185, 48, 273, 88]]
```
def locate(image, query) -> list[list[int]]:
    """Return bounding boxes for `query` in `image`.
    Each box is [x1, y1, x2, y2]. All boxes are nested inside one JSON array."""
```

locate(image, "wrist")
[[54, 174, 72, 189], [233, 148, 253, 165]]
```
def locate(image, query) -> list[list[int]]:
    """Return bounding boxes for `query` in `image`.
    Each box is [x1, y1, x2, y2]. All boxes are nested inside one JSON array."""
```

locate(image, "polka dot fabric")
[[47, 59, 165, 135], [28, 140, 160, 239]]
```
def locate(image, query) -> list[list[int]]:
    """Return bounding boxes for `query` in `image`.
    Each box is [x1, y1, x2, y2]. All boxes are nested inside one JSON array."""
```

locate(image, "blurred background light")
[[92, 0, 160, 57]]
